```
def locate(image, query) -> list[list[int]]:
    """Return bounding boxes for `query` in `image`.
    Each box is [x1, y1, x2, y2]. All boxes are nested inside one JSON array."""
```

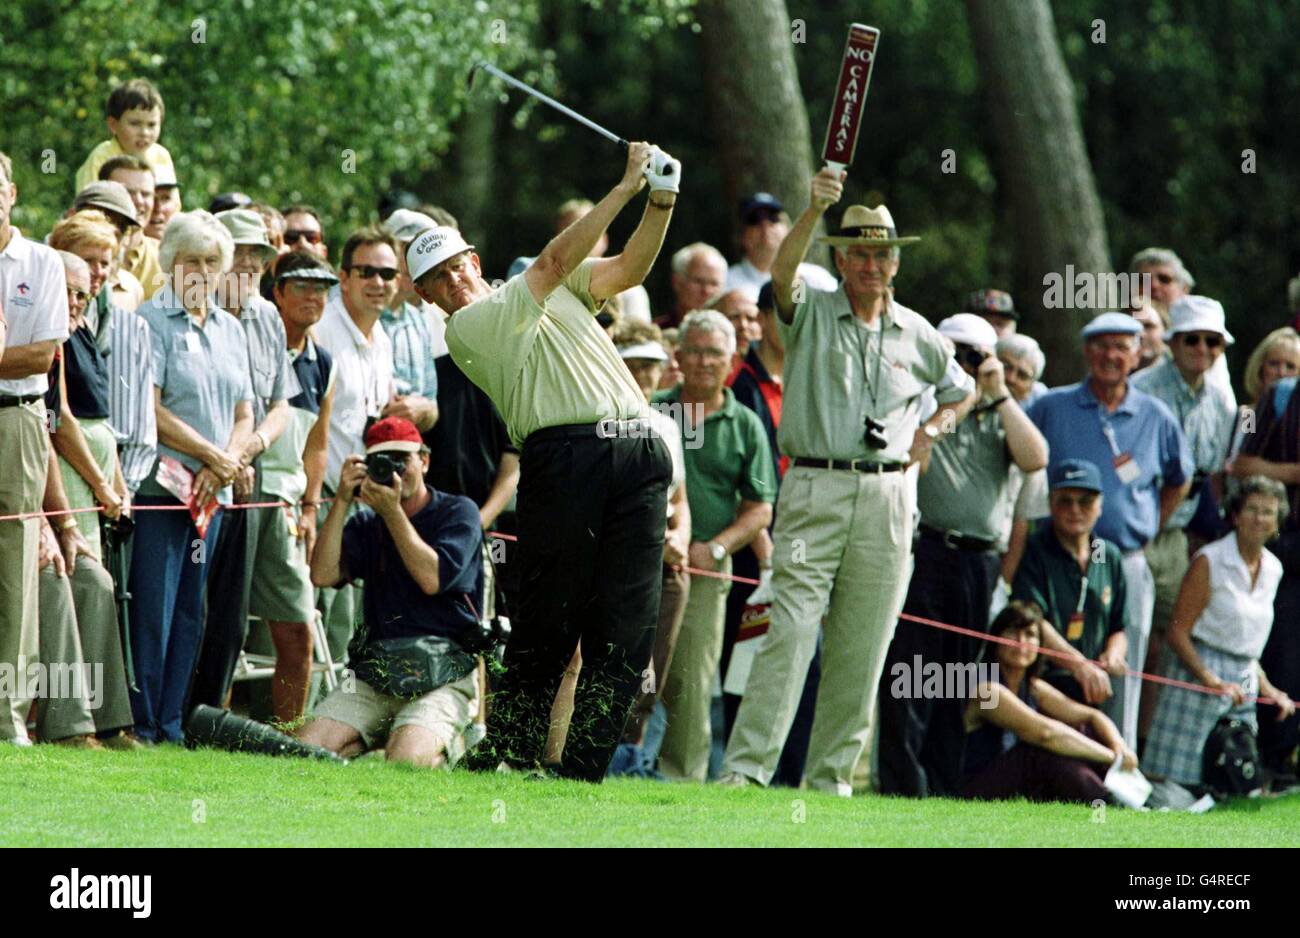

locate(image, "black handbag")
[[1202, 716, 1263, 798], [351, 635, 478, 699]]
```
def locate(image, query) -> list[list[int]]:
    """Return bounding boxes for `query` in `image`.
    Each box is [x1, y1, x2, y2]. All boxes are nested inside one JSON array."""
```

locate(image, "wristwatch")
[[923, 424, 941, 441], [708, 541, 727, 564], [56, 516, 78, 532]]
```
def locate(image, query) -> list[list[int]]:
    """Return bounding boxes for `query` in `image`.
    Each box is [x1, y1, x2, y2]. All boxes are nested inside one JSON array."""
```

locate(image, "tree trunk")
[[697, 0, 816, 259], [964, 0, 1111, 383]]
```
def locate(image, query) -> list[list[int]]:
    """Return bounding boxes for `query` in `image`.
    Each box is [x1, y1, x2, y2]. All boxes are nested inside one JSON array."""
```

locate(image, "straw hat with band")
[[818, 204, 921, 247]]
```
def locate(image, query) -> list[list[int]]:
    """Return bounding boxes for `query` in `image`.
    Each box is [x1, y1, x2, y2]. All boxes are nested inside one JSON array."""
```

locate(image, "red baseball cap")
[[364, 417, 422, 454]]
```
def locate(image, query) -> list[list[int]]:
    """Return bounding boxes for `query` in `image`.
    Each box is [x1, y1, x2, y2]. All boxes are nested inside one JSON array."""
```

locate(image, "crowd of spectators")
[[1, 77, 1298, 802]]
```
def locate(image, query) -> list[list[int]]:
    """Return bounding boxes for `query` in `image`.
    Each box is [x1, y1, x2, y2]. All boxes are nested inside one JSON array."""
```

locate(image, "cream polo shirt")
[[446, 259, 647, 447]]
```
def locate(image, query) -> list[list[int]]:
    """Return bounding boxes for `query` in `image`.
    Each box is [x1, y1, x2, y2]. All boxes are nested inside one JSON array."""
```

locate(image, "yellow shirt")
[[74, 138, 177, 194], [446, 259, 647, 447], [125, 235, 166, 301]]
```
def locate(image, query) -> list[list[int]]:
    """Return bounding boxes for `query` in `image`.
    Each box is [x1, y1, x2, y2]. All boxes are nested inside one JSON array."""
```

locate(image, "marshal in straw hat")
[[818, 204, 921, 247]]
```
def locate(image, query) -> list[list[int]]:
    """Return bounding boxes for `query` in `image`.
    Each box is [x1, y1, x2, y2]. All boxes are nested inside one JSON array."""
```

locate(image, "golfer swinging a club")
[[408, 141, 681, 781]]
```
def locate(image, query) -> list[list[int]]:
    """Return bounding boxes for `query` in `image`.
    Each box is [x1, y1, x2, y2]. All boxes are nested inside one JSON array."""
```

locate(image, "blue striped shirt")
[[105, 306, 158, 493], [380, 301, 438, 399]]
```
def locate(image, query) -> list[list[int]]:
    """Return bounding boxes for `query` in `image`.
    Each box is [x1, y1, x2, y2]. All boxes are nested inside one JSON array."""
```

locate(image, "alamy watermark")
[[0, 656, 104, 709], [1042, 267, 1151, 311], [596, 402, 704, 449], [887, 655, 999, 709]]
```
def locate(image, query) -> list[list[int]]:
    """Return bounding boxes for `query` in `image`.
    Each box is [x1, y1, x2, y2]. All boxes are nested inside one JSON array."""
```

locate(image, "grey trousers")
[[36, 558, 134, 740]]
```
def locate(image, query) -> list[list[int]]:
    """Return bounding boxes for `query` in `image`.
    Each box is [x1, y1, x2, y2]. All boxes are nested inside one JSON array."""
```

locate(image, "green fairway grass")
[[2, 746, 1296, 847]]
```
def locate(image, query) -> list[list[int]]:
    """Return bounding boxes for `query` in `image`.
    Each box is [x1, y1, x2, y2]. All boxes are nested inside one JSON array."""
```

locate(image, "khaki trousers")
[[0, 401, 49, 741], [722, 465, 915, 795], [36, 565, 98, 741], [659, 555, 732, 781], [1145, 526, 1189, 636]]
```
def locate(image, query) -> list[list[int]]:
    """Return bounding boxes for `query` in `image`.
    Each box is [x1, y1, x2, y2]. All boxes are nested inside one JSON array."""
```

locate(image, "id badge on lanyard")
[[1101, 419, 1141, 485], [1066, 574, 1088, 642]]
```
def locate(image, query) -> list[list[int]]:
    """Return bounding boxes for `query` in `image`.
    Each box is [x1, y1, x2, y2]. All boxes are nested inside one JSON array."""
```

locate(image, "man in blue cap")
[[1027, 311, 1193, 748], [1012, 458, 1131, 705], [724, 192, 837, 301]]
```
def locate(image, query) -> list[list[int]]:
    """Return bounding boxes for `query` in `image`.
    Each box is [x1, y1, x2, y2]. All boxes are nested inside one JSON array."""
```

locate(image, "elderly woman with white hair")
[[996, 333, 1048, 409], [129, 210, 255, 743], [995, 333, 1051, 585]]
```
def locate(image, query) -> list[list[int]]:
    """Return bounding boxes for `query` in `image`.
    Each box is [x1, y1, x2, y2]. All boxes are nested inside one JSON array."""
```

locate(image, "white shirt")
[[314, 292, 396, 489], [617, 284, 652, 324], [649, 406, 685, 510], [423, 301, 449, 358], [0, 228, 70, 396], [1191, 531, 1283, 659], [725, 258, 838, 301]]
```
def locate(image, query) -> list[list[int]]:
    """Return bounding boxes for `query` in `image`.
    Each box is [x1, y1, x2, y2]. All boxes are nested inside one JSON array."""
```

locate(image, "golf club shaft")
[[474, 62, 628, 150]]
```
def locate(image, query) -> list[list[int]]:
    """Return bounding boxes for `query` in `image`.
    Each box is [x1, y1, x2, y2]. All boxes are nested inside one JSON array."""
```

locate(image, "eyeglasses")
[[998, 359, 1035, 383], [1180, 333, 1223, 349], [66, 287, 90, 305], [1053, 493, 1099, 509], [282, 280, 331, 296], [680, 346, 728, 361], [345, 265, 399, 282], [285, 229, 322, 245], [1153, 272, 1176, 285]]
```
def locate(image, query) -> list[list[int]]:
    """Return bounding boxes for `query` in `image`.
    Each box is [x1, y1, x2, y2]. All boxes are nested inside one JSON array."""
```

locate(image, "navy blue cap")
[[1049, 459, 1104, 493], [740, 192, 784, 221], [1080, 311, 1142, 339], [756, 280, 775, 312]]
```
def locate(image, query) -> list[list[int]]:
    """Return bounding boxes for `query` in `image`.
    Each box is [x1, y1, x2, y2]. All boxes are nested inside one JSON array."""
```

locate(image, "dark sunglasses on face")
[[1180, 333, 1222, 349], [285, 229, 322, 245], [743, 210, 781, 227], [346, 264, 399, 282]]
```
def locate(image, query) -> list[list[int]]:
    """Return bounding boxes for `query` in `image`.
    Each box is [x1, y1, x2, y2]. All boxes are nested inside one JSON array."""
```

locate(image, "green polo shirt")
[[445, 259, 647, 447], [654, 386, 776, 543], [1011, 524, 1129, 666], [776, 287, 973, 463]]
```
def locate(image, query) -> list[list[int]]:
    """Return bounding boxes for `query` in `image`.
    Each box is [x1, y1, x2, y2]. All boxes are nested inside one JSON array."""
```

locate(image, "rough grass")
[[2, 746, 1296, 848]]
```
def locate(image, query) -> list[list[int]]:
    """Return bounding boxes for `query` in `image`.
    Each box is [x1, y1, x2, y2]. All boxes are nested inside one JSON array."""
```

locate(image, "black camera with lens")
[[354, 450, 409, 498], [366, 451, 408, 486], [956, 343, 989, 372], [863, 414, 888, 450]]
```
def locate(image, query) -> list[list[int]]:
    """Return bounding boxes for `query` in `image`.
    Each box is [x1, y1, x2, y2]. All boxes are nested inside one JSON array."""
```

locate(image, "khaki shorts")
[[248, 503, 315, 623], [313, 669, 480, 761]]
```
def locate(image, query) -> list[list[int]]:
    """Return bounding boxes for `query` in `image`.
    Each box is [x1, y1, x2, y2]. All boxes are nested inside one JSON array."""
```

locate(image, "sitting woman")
[[961, 600, 1137, 803], [1144, 476, 1297, 785]]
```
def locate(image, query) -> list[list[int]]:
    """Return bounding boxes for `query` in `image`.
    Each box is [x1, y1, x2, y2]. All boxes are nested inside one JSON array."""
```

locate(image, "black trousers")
[[1259, 570, 1300, 772], [187, 477, 258, 714], [877, 532, 999, 797], [475, 423, 671, 781]]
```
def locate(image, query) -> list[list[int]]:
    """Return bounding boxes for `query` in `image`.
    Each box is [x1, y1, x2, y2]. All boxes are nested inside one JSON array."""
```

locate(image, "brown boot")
[[101, 731, 148, 751], [52, 734, 105, 750]]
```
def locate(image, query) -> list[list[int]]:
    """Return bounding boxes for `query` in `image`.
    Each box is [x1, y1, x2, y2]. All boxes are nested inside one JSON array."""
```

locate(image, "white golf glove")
[[644, 146, 681, 194]]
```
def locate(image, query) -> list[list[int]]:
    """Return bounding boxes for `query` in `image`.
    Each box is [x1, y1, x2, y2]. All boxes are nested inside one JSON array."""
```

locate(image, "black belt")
[[0, 393, 41, 409], [919, 523, 996, 553], [792, 457, 907, 474], [526, 419, 650, 445]]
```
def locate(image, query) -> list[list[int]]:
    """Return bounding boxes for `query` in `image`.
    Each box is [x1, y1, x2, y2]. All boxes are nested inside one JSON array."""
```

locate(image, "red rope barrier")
[[4, 505, 1284, 707]]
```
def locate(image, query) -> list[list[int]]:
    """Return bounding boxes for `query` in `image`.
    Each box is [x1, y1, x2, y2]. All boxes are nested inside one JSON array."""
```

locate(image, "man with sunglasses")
[[1131, 295, 1236, 739], [314, 227, 401, 663], [877, 312, 1048, 797], [724, 192, 836, 302], [281, 205, 329, 261], [1026, 312, 1193, 749]]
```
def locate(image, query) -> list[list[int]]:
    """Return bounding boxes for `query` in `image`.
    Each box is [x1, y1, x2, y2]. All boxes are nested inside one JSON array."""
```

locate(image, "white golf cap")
[[938, 312, 998, 349], [1166, 295, 1234, 345], [406, 226, 475, 283], [383, 208, 437, 244], [617, 341, 668, 362]]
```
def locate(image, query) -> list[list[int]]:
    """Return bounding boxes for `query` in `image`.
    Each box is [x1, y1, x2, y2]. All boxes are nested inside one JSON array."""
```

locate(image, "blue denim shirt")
[[139, 285, 254, 505]]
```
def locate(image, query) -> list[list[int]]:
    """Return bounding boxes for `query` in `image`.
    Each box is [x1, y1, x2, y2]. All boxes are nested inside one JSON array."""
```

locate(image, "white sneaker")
[[0, 736, 33, 748]]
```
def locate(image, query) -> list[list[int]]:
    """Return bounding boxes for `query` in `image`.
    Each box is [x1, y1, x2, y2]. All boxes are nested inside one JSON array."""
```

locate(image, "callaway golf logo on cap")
[[407, 225, 475, 283]]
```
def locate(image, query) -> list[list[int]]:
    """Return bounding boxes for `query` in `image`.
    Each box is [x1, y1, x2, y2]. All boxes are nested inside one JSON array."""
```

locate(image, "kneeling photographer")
[[300, 417, 486, 767]]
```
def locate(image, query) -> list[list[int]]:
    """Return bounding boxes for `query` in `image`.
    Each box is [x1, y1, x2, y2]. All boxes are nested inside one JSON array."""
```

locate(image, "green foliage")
[[0, 0, 539, 243]]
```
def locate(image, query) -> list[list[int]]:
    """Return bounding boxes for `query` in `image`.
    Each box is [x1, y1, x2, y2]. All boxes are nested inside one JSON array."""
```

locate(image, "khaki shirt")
[[125, 234, 166, 301], [777, 287, 973, 463], [446, 259, 647, 447]]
